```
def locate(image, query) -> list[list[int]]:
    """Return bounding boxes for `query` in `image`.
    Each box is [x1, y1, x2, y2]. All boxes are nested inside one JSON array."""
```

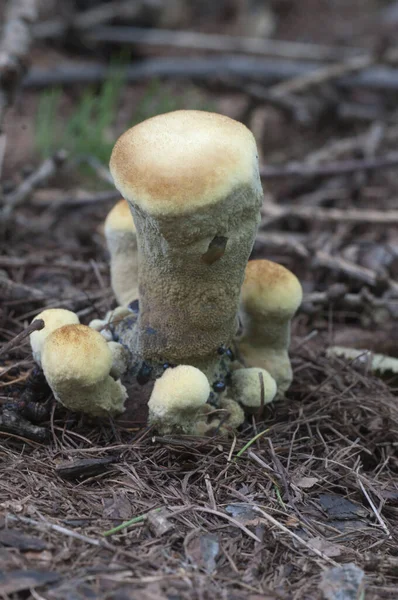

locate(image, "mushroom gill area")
[[29, 111, 302, 436]]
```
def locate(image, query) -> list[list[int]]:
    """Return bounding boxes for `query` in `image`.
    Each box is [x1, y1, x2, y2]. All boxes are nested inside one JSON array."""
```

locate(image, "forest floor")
[[1, 1, 398, 598]]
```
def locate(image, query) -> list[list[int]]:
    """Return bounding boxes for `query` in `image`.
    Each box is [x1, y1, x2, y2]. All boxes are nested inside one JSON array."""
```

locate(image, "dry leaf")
[[295, 476, 319, 489]]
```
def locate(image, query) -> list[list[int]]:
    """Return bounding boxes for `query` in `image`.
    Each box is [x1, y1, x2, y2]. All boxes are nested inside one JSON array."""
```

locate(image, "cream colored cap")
[[30, 308, 80, 364], [42, 324, 113, 388], [241, 260, 303, 318], [231, 367, 277, 408], [110, 110, 259, 216], [148, 365, 210, 418], [104, 199, 136, 233]]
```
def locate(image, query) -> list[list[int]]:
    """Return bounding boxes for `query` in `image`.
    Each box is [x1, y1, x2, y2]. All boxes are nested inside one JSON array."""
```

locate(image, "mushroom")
[[109, 110, 263, 380], [231, 367, 277, 412], [148, 365, 210, 433], [30, 308, 79, 365], [89, 306, 135, 342], [41, 324, 127, 417], [104, 198, 139, 306], [193, 397, 245, 436], [236, 259, 302, 394], [107, 341, 130, 379]]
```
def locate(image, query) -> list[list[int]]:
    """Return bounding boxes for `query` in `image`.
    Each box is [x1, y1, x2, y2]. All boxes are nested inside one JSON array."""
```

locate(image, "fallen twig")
[[262, 202, 398, 225], [33, 0, 159, 39], [0, 273, 45, 301], [269, 55, 373, 97], [0, 256, 108, 273], [0, 319, 43, 358], [22, 57, 398, 92], [2, 150, 68, 219], [260, 153, 398, 179], [313, 251, 398, 293], [252, 506, 339, 566], [83, 26, 364, 62]]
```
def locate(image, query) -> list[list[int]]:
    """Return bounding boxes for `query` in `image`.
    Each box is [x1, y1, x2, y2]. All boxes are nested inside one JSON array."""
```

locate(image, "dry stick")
[[3, 150, 68, 218], [313, 251, 398, 294], [252, 506, 339, 567], [22, 57, 398, 92], [356, 475, 391, 538], [0, 274, 45, 300], [260, 153, 398, 179], [0, 319, 43, 358], [192, 507, 261, 543], [255, 232, 309, 258], [0, 0, 37, 130], [7, 513, 107, 548], [83, 26, 364, 62], [0, 256, 108, 273], [269, 54, 373, 97], [262, 202, 398, 225], [32, 0, 157, 39]]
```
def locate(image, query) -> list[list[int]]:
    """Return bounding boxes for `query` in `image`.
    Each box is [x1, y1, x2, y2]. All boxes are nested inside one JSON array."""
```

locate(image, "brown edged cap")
[[241, 259, 303, 318], [110, 110, 259, 217]]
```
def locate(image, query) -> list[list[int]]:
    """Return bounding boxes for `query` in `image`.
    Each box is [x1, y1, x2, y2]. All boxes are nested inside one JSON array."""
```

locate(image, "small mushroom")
[[104, 198, 139, 306], [41, 324, 127, 417], [109, 110, 263, 379], [107, 341, 130, 379], [30, 308, 79, 365], [148, 365, 210, 433], [89, 306, 134, 341], [236, 259, 302, 394], [193, 397, 245, 436], [231, 367, 277, 412]]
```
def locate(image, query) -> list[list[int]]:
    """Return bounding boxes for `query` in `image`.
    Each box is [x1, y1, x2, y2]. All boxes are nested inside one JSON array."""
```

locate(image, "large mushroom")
[[109, 110, 263, 382], [235, 259, 302, 394]]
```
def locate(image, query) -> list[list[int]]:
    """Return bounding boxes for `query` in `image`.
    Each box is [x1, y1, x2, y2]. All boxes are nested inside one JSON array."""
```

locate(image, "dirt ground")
[[1, 1, 398, 598]]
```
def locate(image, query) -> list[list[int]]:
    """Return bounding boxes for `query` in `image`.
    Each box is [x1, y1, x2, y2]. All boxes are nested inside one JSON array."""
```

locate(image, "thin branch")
[[269, 55, 373, 97], [2, 150, 68, 218], [252, 505, 339, 567], [313, 251, 398, 294], [260, 153, 398, 179], [262, 202, 398, 225], [356, 474, 391, 538], [82, 26, 364, 62], [22, 57, 398, 92], [6, 513, 104, 547], [0, 319, 43, 358]]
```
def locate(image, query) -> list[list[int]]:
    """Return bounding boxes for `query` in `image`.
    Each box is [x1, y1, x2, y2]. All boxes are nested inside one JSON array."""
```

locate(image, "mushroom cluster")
[[29, 110, 302, 433]]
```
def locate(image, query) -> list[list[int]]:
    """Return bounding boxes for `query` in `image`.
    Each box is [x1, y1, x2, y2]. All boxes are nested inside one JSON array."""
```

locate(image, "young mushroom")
[[148, 365, 210, 433], [41, 324, 127, 417], [104, 198, 139, 306], [109, 110, 263, 380], [30, 308, 80, 365], [236, 259, 303, 394], [231, 367, 277, 412]]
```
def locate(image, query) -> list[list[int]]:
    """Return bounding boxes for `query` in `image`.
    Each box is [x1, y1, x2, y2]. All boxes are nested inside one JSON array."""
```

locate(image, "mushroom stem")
[[131, 193, 260, 371]]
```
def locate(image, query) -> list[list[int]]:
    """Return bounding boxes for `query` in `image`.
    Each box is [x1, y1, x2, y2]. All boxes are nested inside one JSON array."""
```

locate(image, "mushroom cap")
[[148, 365, 210, 418], [104, 198, 136, 233], [30, 308, 80, 364], [110, 110, 259, 216], [41, 324, 113, 388], [241, 259, 303, 319], [231, 367, 277, 408]]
